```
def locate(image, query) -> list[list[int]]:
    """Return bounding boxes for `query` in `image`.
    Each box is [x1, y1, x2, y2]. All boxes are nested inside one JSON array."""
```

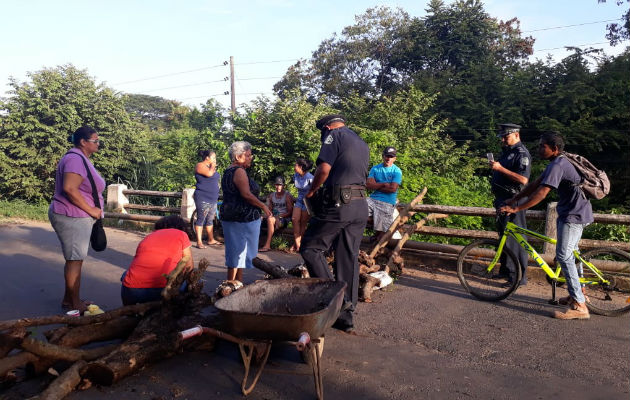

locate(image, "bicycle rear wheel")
[[457, 239, 522, 301], [581, 248, 630, 316]]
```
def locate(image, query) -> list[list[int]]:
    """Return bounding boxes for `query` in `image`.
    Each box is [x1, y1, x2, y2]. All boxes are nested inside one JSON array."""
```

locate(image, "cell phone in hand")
[[486, 153, 494, 162]]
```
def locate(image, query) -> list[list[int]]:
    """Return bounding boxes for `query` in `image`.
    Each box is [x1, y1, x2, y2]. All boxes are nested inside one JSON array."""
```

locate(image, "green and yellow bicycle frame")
[[489, 222, 611, 300]]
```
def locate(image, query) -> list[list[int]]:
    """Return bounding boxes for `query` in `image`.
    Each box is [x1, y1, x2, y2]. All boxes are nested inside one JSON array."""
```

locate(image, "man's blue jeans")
[[556, 220, 587, 304]]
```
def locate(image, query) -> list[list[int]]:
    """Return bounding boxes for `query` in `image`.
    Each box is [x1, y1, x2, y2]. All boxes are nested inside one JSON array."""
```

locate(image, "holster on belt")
[[337, 184, 366, 204]]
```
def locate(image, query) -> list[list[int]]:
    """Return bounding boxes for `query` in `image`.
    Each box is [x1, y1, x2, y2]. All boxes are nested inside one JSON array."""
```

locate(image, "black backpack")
[[561, 152, 610, 200]]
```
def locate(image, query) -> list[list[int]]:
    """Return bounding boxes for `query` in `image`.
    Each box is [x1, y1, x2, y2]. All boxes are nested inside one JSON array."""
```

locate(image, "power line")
[[523, 18, 622, 33], [237, 76, 283, 81], [534, 41, 610, 52], [114, 63, 228, 85], [139, 79, 229, 93], [235, 58, 301, 66]]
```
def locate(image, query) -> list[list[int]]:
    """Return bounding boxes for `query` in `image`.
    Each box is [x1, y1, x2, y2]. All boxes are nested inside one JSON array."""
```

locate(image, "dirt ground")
[[1, 220, 628, 400]]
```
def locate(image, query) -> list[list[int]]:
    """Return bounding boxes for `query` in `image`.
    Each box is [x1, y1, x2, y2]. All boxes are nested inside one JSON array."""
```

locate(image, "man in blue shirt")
[[366, 146, 403, 243], [501, 131, 593, 320]]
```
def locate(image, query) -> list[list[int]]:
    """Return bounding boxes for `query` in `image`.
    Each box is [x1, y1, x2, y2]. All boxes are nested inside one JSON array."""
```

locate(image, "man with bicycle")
[[501, 131, 593, 320], [490, 123, 531, 286]]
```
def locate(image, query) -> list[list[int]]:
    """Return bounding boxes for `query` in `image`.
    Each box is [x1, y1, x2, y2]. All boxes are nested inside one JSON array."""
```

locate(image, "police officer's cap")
[[497, 123, 521, 138], [315, 114, 346, 130]]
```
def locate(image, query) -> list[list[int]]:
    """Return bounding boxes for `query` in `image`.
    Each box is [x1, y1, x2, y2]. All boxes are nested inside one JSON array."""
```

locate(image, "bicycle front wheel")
[[581, 248, 630, 316], [457, 239, 522, 301]]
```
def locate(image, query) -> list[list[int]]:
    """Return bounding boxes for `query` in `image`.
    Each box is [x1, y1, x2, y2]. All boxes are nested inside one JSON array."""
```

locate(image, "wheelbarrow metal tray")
[[215, 278, 346, 341]]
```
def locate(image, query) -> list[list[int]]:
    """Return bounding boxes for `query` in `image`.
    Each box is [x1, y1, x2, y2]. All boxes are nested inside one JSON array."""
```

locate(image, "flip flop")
[[195, 244, 207, 249], [61, 299, 93, 311], [259, 247, 271, 252], [207, 241, 222, 246]]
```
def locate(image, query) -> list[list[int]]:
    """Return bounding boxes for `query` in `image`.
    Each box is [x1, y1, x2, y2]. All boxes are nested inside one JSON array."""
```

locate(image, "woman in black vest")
[[219, 141, 271, 281]]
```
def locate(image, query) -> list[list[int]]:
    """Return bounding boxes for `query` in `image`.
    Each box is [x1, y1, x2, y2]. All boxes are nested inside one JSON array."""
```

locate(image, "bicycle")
[[456, 220, 630, 316]]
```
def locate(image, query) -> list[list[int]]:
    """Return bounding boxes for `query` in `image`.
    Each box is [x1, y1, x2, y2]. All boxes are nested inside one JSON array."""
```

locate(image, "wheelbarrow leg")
[[306, 338, 325, 400], [238, 341, 272, 396]]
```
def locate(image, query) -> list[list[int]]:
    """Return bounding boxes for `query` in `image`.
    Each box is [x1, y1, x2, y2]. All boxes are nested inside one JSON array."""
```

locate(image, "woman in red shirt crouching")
[[121, 216, 193, 305]]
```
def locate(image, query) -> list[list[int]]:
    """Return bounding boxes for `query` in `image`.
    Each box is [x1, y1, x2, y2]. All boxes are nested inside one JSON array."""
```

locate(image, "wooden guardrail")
[[105, 184, 194, 223], [402, 203, 630, 253], [103, 184, 629, 253]]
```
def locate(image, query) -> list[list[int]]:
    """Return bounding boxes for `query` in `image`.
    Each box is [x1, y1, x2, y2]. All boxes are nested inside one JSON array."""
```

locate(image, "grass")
[[271, 235, 290, 250], [0, 200, 49, 222]]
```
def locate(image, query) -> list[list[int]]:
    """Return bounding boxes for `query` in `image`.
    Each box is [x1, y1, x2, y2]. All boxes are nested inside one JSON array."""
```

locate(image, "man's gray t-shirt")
[[540, 156, 593, 224]]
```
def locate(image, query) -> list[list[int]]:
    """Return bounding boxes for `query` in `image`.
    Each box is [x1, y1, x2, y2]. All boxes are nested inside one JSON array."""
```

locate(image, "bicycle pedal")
[[548, 299, 559, 305]]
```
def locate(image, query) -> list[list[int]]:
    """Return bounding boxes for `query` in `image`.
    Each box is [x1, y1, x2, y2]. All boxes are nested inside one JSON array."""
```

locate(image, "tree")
[[231, 91, 333, 193], [186, 99, 227, 134], [123, 94, 183, 133], [598, 0, 630, 45], [0, 64, 150, 202], [274, 6, 412, 102]]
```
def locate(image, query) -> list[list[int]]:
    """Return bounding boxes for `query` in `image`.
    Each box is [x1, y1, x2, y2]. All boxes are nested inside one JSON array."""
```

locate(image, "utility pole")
[[229, 56, 236, 114]]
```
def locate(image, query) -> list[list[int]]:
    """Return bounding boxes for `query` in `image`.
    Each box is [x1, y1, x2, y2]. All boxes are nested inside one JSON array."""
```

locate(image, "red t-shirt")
[[122, 229, 191, 288]]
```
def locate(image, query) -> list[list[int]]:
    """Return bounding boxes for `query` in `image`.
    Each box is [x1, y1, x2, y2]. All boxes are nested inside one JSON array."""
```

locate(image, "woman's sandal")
[[61, 299, 93, 312]]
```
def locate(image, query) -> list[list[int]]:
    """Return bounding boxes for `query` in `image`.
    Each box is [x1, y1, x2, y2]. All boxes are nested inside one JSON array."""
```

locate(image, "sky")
[[0, 0, 627, 111]]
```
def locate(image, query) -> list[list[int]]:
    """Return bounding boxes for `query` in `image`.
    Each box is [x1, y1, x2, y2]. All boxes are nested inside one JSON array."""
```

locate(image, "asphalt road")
[[1, 220, 628, 400]]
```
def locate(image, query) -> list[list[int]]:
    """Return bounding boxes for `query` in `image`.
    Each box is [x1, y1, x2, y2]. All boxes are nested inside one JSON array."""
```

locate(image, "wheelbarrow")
[[180, 278, 346, 400]]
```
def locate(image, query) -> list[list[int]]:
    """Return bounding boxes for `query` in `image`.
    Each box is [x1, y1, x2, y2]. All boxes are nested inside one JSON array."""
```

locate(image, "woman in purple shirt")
[[49, 126, 105, 312]]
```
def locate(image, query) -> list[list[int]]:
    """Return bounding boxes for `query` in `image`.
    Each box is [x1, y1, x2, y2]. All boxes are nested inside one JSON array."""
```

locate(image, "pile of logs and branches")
[[0, 257, 217, 400], [252, 187, 448, 302]]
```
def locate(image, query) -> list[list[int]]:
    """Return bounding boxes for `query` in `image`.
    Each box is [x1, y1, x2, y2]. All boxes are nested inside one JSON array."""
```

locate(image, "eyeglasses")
[[86, 139, 100, 144]]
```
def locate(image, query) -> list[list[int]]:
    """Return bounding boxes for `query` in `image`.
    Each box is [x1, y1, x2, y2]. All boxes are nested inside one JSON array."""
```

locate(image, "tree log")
[[0, 351, 38, 378], [385, 213, 448, 271], [186, 258, 210, 294], [287, 265, 310, 278], [369, 187, 427, 259], [20, 337, 117, 362], [161, 254, 191, 301], [34, 360, 86, 400], [28, 317, 140, 375], [82, 315, 181, 386], [43, 327, 69, 344], [0, 302, 160, 331], [0, 327, 27, 358], [252, 257, 292, 278], [359, 274, 381, 302], [215, 280, 243, 298]]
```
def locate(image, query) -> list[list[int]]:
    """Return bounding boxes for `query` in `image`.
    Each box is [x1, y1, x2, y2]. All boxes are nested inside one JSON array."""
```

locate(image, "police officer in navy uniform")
[[300, 114, 369, 333], [490, 123, 532, 285]]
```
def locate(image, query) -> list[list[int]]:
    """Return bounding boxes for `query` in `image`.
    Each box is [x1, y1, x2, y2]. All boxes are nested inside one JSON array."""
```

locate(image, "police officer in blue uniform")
[[490, 123, 532, 285], [300, 114, 369, 333]]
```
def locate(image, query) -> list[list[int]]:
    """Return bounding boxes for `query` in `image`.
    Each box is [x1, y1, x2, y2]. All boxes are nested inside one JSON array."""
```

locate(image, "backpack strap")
[[66, 151, 101, 210]]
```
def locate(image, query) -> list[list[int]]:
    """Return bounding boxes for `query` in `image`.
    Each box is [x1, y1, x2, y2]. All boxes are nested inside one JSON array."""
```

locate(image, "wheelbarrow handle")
[[296, 332, 311, 351], [179, 325, 203, 340]]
